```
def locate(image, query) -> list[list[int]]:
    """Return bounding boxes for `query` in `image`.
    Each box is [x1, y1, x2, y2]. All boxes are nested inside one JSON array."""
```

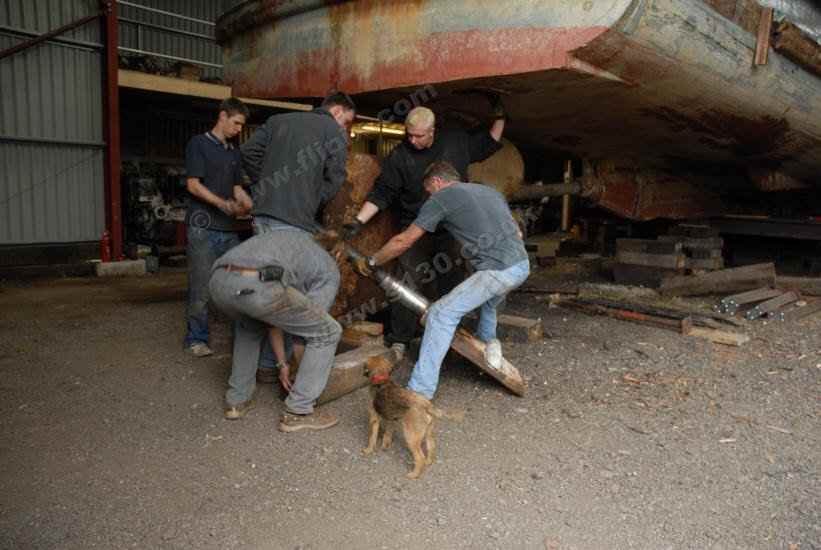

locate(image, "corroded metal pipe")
[[343, 245, 430, 316]]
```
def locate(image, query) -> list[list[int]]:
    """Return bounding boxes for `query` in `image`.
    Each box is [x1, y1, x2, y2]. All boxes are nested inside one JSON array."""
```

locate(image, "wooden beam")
[[660, 262, 776, 297], [755, 7, 774, 66], [682, 323, 750, 346], [316, 344, 394, 405], [118, 69, 312, 111], [450, 329, 526, 396]]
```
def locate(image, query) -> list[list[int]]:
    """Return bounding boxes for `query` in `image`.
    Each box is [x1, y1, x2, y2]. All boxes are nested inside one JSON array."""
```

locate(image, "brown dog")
[[362, 355, 462, 479]]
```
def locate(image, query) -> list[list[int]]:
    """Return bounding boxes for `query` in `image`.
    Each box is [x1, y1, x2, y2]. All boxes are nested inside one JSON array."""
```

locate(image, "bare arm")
[[372, 224, 426, 266], [233, 185, 253, 216], [355, 201, 380, 224], [490, 118, 505, 142], [269, 327, 292, 392], [186, 177, 235, 215]]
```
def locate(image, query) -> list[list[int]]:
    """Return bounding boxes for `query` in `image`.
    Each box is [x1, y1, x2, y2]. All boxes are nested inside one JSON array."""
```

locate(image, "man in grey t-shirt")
[[353, 161, 530, 399]]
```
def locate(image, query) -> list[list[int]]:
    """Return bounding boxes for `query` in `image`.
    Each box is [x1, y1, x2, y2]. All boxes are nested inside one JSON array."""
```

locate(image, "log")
[[316, 344, 394, 405], [659, 262, 776, 297], [450, 329, 526, 396]]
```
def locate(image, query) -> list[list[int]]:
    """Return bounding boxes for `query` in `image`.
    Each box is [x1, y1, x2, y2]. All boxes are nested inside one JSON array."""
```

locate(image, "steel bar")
[[118, 17, 214, 41], [102, 0, 123, 260], [118, 1, 215, 27], [117, 46, 223, 69], [0, 25, 102, 50], [0, 12, 102, 61], [745, 291, 799, 321], [0, 135, 106, 148]]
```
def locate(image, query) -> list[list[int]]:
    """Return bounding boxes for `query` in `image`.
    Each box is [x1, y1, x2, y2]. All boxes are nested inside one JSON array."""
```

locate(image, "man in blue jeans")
[[353, 160, 530, 399], [183, 98, 252, 357]]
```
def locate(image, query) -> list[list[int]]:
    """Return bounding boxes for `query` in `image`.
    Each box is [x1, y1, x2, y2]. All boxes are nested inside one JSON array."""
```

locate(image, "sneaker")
[[390, 342, 406, 361], [224, 396, 256, 420], [484, 338, 502, 370], [278, 410, 339, 433], [256, 367, 276, 384], [187, 342, 213, 358]]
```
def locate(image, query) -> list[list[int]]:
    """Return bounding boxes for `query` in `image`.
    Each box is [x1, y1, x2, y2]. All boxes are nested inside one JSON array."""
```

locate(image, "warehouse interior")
[[1, 2, 819, 549]]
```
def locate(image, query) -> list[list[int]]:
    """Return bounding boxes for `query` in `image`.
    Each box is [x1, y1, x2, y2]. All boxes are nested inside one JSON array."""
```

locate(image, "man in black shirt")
[[343, 103, 506, 350], [183, 97, 252, 358]]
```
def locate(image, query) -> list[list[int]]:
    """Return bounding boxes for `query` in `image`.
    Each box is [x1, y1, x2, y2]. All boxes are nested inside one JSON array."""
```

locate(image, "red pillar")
[[101, 0, 123, 260]]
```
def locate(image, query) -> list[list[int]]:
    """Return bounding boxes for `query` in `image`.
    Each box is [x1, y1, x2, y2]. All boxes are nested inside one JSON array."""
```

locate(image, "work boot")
[[484, 338, 503, 370], [278, 410, 339, 433], [224, 394, 256, 420], [187, 342, 214, 358]]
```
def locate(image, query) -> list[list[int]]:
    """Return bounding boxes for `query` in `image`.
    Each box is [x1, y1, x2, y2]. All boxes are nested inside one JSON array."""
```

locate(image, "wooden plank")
[[773, 20, 821, 78], [755, 7, 774, 66], [658, 236, 724, 250], [316, 344, 394, 405], [660, 262, 776, 297], [784, 301, 821, 323], [616, 239, 681, 255], [118, 69, 313, 111], [449, 329, 526, 396], [682, 324, 750, 346], [616, 251, 685, 269], [777, 276, 821, 297], [685, 256, 724, 270]]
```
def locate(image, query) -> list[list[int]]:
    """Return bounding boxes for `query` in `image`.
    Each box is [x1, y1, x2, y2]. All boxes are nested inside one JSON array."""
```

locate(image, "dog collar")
[[370, 373, 390, 384]]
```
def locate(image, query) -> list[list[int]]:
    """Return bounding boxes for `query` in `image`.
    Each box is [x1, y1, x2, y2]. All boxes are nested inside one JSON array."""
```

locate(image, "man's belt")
[[220, 264, 284, 282]]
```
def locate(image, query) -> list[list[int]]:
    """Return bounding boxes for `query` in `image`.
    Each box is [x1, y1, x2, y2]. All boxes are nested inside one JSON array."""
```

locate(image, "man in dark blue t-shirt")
[[353, 160, 530, 399], [183, 97, 252, 357]]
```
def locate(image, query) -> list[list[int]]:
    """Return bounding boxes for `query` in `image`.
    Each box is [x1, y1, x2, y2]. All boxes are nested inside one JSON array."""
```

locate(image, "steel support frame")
[[102, 0, 123, 260]]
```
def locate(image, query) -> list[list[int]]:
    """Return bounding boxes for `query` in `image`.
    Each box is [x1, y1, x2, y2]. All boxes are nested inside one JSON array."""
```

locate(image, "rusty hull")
[[218, 0, 821, 206]]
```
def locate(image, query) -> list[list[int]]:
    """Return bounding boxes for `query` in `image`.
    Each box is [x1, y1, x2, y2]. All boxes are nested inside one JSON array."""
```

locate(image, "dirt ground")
[[0, 265, 818, 550]]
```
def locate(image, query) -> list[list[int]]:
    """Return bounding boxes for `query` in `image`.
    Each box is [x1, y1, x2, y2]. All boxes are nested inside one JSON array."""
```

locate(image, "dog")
[[362, 355, 463, 479]]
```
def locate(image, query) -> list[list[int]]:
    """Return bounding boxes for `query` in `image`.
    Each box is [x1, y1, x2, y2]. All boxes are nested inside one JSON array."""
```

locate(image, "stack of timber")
[[613, 224, 724, 287], [713, 287, 809, 323]]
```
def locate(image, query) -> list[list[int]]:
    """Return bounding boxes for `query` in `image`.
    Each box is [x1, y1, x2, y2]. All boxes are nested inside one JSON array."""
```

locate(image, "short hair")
[[219, 97, 249, 119], [406, 106, 435, 129], [423, 161, 460, 184], [321, 91, 356, 112]]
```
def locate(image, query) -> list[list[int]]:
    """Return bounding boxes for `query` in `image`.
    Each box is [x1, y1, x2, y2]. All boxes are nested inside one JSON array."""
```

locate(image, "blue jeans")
[[408, 259, 530, 399], [184, 225, 241, 347]]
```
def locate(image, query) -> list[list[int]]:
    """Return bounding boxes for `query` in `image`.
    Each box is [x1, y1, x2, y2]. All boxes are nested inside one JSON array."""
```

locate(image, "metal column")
[[102, 0, 123, 260]]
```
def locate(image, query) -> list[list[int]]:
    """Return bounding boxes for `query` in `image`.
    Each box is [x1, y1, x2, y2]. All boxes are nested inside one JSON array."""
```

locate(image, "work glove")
[[341, 219, 364, 241], [350, 255, 374, 278]]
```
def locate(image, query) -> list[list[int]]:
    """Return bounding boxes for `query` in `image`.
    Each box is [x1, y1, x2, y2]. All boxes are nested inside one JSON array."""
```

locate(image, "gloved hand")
[[341, 219, 363, 241], [351, 255, 374, 278]]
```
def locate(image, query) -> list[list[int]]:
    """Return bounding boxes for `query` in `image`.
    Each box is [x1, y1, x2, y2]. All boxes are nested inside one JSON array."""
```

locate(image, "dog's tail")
[[427, 405, 465, 422]]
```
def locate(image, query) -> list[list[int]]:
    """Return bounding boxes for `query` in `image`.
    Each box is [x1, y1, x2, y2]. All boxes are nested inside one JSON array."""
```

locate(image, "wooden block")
[[616, 239, 682, 255], [340, 321, 384, 348], [497, 314, 543, 343], [316, 344, 394, 405], [685, 256, 724, 270], [777, 276, 821, 297], [658, 236, 724, 250], [450, 329, 526, 396], [755, 7, 774, 66], [682, 324, 750, 346], [616, 251, 685, 269]]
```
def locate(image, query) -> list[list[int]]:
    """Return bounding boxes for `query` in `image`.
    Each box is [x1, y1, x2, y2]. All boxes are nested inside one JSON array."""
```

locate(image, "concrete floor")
[[0, 269, 818, 549]]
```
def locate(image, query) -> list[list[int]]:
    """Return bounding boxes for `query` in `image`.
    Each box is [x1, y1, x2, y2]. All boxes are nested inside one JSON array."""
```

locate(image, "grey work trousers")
[[209, 264, 341, 414]]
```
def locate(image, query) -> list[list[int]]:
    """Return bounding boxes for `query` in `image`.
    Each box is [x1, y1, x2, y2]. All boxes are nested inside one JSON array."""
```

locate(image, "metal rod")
[[119, 17, 214, 41], [0, 12, 102, 61], [118, 46, 223, 69], [102, 0, 123, 261], [0, 25, 102, 50], [118, 1, 215, 27], [0, 135, 106, 148]]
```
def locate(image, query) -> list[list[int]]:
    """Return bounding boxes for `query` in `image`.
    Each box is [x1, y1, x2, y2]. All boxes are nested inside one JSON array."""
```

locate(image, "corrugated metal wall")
[[118, 0, 223, 80], [0, 0, 105, 245]]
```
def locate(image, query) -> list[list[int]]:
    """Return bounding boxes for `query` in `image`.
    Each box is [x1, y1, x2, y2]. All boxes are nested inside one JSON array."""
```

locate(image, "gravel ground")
[[0, 268, 818, 550]]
